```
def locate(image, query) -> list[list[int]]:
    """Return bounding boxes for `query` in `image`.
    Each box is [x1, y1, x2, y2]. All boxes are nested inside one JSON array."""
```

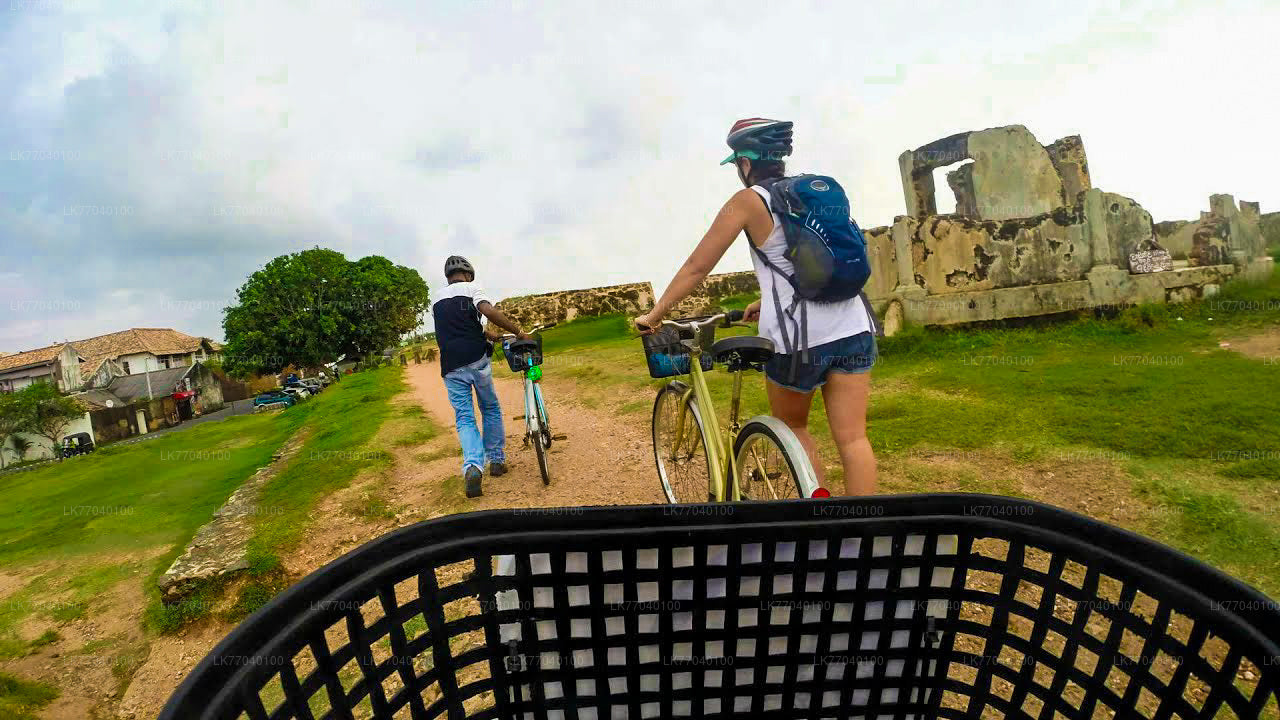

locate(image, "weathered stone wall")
[[1261, 211, 1280, 249], [1044, 135, 1092, 204], [1101, 192, 1156, 265], [899, 125, 1082, 221], [1154, 197, 1267, 265], [1153, 219, 1195, 259], [903, 207, 1091, 295], [670, 271, 760, 316], [864, 225, 898, 299], [497, 281, 654, 327], [967, 126, 1066, 220]]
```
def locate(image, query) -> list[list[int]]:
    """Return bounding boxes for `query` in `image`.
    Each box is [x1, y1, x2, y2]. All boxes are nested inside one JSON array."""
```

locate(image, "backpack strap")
[[750, 180, 808, 386], [859, 290, 884, 338]]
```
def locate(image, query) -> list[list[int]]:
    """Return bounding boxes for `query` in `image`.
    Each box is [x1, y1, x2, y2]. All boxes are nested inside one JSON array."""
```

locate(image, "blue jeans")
[[443, 356, 505, 474]]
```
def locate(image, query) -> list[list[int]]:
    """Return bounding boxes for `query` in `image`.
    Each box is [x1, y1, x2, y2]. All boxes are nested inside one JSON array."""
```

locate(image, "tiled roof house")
[[0, 328, 222, 394]]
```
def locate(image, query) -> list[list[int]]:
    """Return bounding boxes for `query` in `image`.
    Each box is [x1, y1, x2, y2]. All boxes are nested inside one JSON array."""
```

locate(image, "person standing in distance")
[[432, 256, 530, 498]]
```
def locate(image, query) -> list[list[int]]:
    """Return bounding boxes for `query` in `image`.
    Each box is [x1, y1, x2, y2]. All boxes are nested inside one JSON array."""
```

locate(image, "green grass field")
[[514, 268, 1280, 597], [0, 397, 308, 654], [0, 367, 412, 650]]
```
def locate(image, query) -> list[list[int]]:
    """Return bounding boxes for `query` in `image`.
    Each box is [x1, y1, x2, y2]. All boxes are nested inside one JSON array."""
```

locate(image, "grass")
[[28, 630, 58, 649], [0, 672, 57, 720], [0, 410, 303, 569], [1137, 475, 1280, 593], [228, 368, 405, 619], [0, 400, 307, 647]]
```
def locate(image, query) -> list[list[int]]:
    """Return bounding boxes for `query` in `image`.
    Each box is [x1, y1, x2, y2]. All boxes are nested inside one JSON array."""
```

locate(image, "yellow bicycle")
[[641, 311, 823, 503]]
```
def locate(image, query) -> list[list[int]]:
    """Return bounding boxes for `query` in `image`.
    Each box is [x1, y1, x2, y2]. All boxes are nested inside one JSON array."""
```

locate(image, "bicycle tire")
[[527, 380, 551, 486], [733, 415, 820, 500], [652, 381, 714, 503]]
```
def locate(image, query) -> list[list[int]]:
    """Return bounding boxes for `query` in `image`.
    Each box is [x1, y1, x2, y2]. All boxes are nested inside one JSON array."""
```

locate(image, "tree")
[[338, 255, 431, 357], [222, 248, 430, 376], [0, 392, 28, 469], [13, 383, 84, 460]]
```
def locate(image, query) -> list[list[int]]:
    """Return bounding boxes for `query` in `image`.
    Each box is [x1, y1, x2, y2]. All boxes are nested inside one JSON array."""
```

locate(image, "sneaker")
[[489, 461, 508, 477], [464, 466, 483, 498]]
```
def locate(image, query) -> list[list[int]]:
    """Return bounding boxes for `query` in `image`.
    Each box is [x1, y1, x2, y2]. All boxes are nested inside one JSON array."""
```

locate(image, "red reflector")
[[811, 487, 831, 498]]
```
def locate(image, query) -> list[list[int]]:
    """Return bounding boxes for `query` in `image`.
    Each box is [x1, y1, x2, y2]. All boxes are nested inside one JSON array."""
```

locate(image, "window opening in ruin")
[[931, 160, 975, 216]]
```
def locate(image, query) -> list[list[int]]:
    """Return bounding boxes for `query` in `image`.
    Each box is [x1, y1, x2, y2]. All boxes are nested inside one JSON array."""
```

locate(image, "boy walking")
[[431, 256, 530, 498]]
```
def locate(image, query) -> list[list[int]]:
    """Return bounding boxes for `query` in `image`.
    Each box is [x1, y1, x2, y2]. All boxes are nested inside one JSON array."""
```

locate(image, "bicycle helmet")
[[443, 255, 474, 278], [720, 118, 793, 165]]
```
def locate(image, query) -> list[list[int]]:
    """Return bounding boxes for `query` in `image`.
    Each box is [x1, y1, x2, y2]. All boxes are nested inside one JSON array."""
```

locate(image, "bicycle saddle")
[[711, 335, 774, 366]]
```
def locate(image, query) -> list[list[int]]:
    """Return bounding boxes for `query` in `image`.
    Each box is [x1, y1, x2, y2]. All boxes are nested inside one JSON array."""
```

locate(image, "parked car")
[[282, 386, 310, 400], [59, 432, 95, 458], [301, 378, 323, 394], [253, 390, 295, 408]]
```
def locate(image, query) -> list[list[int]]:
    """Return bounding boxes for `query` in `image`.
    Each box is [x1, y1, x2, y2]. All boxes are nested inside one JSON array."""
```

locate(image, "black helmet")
[[444, 255, 474, 278], [720, 118, 793, 165]]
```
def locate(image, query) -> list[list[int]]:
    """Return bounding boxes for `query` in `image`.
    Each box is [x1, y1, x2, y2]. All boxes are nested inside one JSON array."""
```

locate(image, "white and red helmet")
[[720, 118, 794, 165]]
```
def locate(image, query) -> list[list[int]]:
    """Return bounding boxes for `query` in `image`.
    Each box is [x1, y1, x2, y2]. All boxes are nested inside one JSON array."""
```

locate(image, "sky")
[[1, 0, 1277, 348]]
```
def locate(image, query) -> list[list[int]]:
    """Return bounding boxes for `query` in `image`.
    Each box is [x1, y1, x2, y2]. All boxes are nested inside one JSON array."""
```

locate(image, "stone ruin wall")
[[1261, 211, 1280, 250], [878, 125, 1273, 330], [670, 271, 760, 316], [496, 281, 654, 328]]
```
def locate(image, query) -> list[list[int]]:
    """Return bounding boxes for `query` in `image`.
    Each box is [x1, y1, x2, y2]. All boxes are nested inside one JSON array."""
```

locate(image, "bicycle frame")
[[671, 339, 743, 502], [521, 370, 546, 442]]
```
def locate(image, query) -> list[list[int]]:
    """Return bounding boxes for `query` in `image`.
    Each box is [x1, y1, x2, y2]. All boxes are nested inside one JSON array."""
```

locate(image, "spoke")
[[748, 446, 781, 500]]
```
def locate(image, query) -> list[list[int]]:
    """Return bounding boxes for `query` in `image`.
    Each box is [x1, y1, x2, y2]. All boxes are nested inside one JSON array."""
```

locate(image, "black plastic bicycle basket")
[[643, 322, 715, 379], [161, 495, 1280, 720], [503, 336, 543, 374]]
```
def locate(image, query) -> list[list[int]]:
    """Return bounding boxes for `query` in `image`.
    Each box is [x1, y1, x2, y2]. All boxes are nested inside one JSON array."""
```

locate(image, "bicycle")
[[499, 324, 556, 486], [639, 310, 824, 503]]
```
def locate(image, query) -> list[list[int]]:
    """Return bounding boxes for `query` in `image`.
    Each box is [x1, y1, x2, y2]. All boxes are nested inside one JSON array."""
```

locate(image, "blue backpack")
[[755, 174, 871, 302], [751, 174, 880, 378]]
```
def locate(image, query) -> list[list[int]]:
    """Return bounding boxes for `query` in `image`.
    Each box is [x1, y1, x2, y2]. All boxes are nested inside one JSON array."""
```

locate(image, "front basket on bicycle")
[[162, 495, 1280, 720], [643, 324, 715, 379]]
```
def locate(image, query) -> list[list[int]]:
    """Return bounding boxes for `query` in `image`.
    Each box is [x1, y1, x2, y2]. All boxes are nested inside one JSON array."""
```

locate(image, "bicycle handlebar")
[[641, 309, 749, 335], [499, 323, 556, 342]]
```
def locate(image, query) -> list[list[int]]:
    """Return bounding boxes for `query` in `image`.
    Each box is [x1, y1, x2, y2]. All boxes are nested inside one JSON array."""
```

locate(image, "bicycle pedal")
[[513, 414, 526, 420]]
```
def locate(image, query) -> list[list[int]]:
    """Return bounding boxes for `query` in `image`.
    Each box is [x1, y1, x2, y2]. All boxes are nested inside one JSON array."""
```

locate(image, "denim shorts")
[[765, 332, 877, 393]]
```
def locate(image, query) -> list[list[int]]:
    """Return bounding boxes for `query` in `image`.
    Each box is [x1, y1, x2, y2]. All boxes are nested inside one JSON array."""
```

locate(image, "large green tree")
[[222, 248, 430, 376]]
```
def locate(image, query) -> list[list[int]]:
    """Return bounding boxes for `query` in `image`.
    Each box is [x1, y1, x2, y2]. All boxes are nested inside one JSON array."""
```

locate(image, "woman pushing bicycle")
[[634, 118, 879, 496]]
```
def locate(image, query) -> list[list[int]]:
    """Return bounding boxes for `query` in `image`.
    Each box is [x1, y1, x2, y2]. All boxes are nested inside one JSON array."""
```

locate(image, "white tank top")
[[748, 185, 872, 352]]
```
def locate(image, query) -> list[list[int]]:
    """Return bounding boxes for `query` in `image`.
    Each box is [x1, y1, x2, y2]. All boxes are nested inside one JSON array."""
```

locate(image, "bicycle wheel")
[[652, 382, 714, 503], [733, 415, 820, 500], [527, 380, 551, 486]]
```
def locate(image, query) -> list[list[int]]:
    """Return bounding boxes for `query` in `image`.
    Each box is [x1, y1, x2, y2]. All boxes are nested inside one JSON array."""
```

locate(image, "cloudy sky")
[[2, 0, 1276, 348]]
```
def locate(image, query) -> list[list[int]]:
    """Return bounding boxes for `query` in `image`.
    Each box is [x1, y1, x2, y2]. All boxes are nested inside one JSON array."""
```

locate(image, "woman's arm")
[[635, 188, 761, 332]]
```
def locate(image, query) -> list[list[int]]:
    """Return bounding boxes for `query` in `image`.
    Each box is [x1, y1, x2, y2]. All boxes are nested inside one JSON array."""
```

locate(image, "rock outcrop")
[[157, 430, 308, 602]]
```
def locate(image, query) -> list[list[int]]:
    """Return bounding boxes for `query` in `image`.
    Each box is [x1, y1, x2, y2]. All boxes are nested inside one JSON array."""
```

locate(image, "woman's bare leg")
[[765, 379, 824, 488], [821, 372, 876, 495]]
